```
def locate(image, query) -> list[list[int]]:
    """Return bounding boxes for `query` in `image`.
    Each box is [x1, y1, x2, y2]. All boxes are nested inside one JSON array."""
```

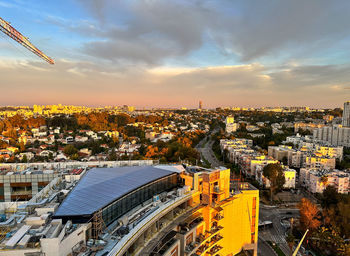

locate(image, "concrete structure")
[[294, 122, 325, 133], [283, 168, 296, 189], [268, 145, 292, 163], [0, 171, 60, 202], [0, 160, 157, 172], [342, 101, 350, 127], [255, 165, 296, 189], [300, 168, 349, 194], [225, 116, 239, 133], [304, 156, 335, 169], [268, 145, 341, 169], [313, 125, 350, 147]]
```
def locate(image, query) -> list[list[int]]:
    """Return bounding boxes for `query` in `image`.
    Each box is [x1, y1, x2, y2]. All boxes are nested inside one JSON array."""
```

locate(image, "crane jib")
[[0, 17, 54, 64]]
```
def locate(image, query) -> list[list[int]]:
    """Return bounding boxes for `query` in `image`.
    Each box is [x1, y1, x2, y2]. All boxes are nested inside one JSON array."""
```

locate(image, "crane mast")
[[0, 17, 54, 64]]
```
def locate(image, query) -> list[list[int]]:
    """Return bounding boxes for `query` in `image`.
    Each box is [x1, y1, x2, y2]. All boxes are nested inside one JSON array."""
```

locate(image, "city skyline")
[[1, 0, 350, 108]]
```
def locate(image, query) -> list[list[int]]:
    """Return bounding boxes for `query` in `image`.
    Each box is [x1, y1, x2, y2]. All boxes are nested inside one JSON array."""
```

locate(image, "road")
[[196, 128, 224, 168], [259, 205, 300, 256], [258, 237, 277, 256]]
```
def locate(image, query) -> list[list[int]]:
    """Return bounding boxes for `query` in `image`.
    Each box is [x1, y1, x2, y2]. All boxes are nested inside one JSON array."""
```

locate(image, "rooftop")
[[54, 165, 183, 217]]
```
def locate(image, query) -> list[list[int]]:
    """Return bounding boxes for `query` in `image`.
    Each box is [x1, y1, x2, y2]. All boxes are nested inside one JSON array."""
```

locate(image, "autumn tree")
[[298, 198, 321, 232], [262, 163, 285, 201]]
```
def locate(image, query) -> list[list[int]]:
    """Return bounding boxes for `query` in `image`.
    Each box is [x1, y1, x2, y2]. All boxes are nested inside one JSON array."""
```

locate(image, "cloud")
[[0, 57, 348, 108], [71, 0, 216, 65], [70, 0, 350, 64]]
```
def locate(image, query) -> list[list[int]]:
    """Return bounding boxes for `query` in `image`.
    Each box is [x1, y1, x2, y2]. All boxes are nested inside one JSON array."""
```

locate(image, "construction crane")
[[0, 17, 54, 64]]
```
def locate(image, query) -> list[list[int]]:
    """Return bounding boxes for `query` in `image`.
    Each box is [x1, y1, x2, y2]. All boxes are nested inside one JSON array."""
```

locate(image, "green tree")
[[321, 186, 338, 208], [63, 145, 78, 156], [108, 148, 117, 161], [21, 154, 28, 163], [262, 163, 285, 201]]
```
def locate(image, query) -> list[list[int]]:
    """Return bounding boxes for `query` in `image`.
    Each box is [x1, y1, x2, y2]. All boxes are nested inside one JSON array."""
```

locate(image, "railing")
[[213, 213, 224, 221], [208, 245, 223, 255]]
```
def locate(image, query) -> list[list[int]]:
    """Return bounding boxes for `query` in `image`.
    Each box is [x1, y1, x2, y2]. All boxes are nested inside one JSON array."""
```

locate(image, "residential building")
[[300, 168, 349, 194], [313, 124, 350, 147], [225, 116, 239, 133], [304, 156, 336, 169], [342, 101, 350, 127]]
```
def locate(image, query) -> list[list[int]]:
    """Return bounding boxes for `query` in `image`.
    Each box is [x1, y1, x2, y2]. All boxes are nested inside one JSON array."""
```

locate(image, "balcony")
[[179, 215, 204, 234], [213, 213, 224, 221], [210, 234, 223, 244], [150, 230, 178, 256], [206, 225, 223, 235], [194, 233, 223, 255], [184, 241, 200, 254], [208, 245, 223, 255], [212, 185, 224, 194]]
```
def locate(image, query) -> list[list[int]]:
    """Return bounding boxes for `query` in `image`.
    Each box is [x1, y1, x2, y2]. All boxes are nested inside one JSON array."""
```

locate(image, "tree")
[[282, 156, 288, 165], [286, 233, 295, 252], [298, 198, 321, 232], [321, 186, 338, 209], [63, 145, 78, 156], [22, 154, 28, 163], [108, 148, 117, 161], [262, 163, 285, 201]]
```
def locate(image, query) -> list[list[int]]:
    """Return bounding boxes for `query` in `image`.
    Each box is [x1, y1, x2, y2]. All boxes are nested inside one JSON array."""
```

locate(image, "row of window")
[[102, 174, 178, 225]]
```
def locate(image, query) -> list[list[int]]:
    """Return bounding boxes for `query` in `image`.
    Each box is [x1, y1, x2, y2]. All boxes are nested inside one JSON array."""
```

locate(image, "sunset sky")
[[1, 0, 350, 108]]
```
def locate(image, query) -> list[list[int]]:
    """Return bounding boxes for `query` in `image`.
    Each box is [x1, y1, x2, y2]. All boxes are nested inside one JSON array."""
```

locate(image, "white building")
[[300, 168, 349, 194], [225, 116, 239, 133]]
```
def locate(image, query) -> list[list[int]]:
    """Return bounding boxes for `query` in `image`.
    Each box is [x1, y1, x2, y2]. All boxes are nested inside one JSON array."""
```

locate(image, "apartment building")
[[313, 124, 350, 147], [300, 168, 349, 194], [225, 116, 239, 133]]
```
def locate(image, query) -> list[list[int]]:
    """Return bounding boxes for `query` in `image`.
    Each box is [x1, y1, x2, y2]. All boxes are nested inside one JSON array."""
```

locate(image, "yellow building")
[[181, 168, 259, 255]]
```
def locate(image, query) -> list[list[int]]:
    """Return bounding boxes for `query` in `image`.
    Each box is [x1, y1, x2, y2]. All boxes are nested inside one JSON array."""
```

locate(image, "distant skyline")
[[1, 0, 350, 108]]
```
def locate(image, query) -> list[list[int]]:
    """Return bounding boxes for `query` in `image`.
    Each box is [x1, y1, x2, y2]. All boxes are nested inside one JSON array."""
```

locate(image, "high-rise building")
[[313, 124, 350, 147], [342, 101, 350, 127], [199, 100, 203, 110]]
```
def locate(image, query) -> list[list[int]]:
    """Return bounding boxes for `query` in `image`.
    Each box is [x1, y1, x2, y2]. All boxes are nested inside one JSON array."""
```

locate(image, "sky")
[[1, 0, 350, 108]]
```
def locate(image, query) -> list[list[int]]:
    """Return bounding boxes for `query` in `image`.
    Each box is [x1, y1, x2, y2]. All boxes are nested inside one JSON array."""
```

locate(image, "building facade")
[[342, 101, 350, 127]]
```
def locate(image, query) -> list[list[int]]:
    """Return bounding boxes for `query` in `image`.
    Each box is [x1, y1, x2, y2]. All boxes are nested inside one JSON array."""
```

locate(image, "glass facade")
[[102, 174, 177, 225]]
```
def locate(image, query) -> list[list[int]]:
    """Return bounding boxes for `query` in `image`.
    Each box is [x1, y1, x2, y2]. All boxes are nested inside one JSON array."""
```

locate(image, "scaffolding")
[[92, 210, 105, 239], [0, 226, 10, 242]]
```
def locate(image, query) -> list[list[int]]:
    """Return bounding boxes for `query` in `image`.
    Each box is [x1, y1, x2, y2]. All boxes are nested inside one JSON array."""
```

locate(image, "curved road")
[[196, 128, 224, 168]]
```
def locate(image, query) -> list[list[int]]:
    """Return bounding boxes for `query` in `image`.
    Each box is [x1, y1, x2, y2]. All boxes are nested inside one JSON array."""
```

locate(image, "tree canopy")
[[262, 163, 285, 200]]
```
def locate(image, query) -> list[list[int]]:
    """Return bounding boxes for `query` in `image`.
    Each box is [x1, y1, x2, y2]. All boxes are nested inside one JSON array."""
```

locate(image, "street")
[[259, 205, 300, 256], [196, 129, 224, 168]]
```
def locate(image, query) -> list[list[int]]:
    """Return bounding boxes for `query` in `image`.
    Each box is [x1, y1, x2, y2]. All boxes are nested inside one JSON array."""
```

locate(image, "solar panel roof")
[[54, 165, 178, 217]]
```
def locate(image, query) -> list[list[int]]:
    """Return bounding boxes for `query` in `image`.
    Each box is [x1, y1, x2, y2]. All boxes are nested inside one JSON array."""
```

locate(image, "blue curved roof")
[[54, 166, 179, 217]]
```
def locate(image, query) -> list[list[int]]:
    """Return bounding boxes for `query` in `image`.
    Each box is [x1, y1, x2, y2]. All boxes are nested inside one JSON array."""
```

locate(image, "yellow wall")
[[186, 168, 259, 255]]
